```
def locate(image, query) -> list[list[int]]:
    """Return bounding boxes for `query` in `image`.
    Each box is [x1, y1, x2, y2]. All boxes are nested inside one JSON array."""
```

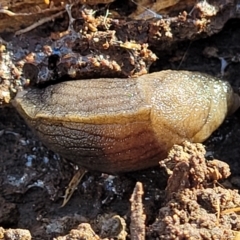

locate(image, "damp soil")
[[1, 18, 240, 239]]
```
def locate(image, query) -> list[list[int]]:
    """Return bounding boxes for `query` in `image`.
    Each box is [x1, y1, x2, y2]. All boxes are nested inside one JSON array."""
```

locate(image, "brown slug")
[[13, 70, 240, 173]]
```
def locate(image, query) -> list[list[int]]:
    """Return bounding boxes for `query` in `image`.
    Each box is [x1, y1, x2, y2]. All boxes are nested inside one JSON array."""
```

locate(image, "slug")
[[13, 70, 240, 173]]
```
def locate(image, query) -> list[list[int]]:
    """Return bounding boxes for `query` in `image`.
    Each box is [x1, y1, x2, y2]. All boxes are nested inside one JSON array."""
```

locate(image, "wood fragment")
[[130, 182, 145, 240], [0, 6, 64, 17], [15, 10, 66, 35], [61, 167, 87, 207]]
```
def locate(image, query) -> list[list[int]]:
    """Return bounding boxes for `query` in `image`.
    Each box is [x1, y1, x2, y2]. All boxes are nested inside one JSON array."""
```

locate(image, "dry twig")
[[15, 10, 66, 35], [130, 182, 146, 240], [0, 6, 64, 17]]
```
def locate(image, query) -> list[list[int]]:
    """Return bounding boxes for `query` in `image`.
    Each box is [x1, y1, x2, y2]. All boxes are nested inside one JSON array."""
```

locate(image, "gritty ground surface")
[[1, 3, 240, 240]]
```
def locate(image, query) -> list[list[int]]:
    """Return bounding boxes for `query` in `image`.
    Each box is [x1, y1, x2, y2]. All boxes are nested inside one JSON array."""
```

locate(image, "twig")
[[177, 41, 192, 69], [130, 182, 146, 240], [0, 6, 64, 17], [61, 167, 87, 207], [15, 10, 66, 36]]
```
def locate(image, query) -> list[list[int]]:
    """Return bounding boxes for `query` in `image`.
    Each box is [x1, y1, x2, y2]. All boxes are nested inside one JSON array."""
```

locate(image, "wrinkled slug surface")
[[13, 70, 239, 173]]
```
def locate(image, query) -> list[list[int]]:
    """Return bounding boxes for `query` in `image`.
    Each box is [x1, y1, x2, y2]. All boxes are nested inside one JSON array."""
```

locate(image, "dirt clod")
[[149, 142, 240, 240]]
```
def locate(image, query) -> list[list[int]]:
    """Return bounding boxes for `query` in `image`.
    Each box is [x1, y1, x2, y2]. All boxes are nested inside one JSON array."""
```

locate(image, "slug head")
[[140, 70, 240, 145]]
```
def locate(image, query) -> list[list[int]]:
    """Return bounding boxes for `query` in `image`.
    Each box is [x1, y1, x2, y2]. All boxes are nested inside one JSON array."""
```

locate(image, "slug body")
[[13, 70, 239, 173]]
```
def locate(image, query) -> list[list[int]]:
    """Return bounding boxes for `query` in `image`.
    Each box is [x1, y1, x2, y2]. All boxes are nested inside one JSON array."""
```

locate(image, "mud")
[[1, 1, 240, 239]]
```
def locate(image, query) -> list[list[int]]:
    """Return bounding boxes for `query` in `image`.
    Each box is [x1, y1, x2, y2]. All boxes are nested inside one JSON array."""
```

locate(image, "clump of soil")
[[149, 142, 240, 239]]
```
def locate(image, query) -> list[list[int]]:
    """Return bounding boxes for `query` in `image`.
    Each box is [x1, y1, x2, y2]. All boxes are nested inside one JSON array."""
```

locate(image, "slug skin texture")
[[13, 70, 239, 173]]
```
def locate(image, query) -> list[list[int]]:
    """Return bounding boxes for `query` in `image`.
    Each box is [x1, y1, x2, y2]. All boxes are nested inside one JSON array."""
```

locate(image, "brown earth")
[[1, 1, 240, 239]]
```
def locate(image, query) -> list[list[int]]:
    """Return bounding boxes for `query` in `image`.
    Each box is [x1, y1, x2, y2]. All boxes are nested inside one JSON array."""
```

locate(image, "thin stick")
[[15, 10, 65, 36], [177, 41, 192, 69], [0, 6, 64, 17]]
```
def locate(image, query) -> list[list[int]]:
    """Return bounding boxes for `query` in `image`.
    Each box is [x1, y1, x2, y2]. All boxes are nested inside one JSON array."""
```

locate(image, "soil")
[[1, 2, 240, 239]]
